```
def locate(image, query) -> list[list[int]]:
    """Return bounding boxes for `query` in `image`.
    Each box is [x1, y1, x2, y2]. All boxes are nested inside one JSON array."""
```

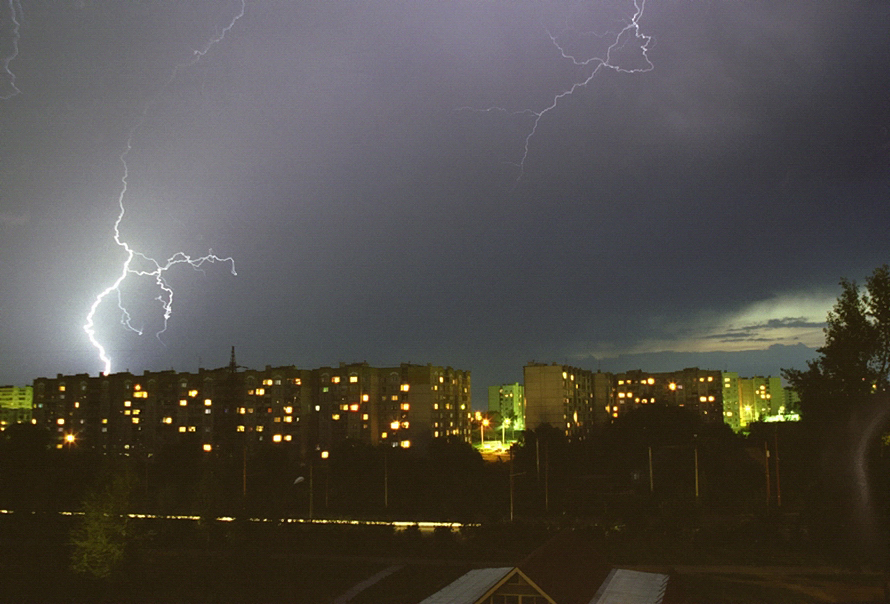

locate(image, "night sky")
[[1, 0, 887, 395]]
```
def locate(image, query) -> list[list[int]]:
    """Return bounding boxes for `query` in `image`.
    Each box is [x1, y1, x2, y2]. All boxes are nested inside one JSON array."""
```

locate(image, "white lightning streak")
[[462, 0, 654, 182], [83, 1, 245, 376], [0, 0, 22, 99]]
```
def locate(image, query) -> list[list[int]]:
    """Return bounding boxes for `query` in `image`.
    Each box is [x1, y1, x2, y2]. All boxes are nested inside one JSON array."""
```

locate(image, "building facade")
[[487, 383, 525, 431], [0, 385, 33, 429], [32, 357, 471, 456], [523, 363, 611, 439], [611, 368, 724, 423]]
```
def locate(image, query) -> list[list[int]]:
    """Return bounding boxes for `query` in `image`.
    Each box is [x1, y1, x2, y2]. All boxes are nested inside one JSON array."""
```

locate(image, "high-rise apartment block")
[[0, 385, 33, 429], [32, 355, 471, 456], [523, 364, 612, 439], [488, 383, 525, 431], [721, 373, 798, 431], [523, 363, 792, 437]]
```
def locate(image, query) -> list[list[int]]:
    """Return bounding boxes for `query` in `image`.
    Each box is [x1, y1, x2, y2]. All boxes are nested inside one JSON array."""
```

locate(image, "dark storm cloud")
[[0, 0, 887, 392]]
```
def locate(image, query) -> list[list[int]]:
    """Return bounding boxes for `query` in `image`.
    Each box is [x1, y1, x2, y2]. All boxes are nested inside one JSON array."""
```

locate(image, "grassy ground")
[[0, 514, 885, 603]]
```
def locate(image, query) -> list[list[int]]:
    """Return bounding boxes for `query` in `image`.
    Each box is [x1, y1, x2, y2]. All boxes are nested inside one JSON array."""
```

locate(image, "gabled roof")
[[417, 567, 513, 604], [418, 567, 557, 604], [589, 568, 670, 604], [518, 529, 612, 604]]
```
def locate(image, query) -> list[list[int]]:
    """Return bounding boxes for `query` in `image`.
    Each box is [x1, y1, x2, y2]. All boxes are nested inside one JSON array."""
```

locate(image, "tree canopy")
[[784, 264, 890, 423]]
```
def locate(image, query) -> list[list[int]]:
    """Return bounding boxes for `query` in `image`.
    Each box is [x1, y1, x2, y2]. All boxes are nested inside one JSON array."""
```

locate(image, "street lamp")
[[481, 418, 490, 447]]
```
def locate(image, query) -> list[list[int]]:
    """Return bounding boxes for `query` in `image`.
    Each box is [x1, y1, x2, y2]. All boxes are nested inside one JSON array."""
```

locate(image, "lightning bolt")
[[460, 0, 654, 182], [83, 1, 245, 376], [0, 0, 22, 99]]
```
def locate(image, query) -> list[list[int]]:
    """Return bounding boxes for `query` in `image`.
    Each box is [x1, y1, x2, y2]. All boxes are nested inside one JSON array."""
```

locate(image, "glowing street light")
[[481, 418, 490, 447]]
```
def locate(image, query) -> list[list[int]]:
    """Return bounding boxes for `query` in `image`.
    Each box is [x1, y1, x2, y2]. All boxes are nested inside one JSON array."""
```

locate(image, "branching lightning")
[[83, 1, 246, 375], [0, 0, 22, 99], [460, 0, 654, 182]]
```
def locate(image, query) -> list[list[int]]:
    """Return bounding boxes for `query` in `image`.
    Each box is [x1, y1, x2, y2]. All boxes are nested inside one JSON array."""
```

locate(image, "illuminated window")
[[362, 394, 369, 402], [391, 395, 398, 401], [237, 425, 245, 432], [56, 418, 65, 425], [669, 383, 677, 391], [340, 404, 349, 411], [618, 380, 624, 385], [618, 392, 626, 398], [699, 377, 705, 382], [203, 444, 212, 452], [284, 406, 293, 414], [349, 375, 358, 383], [314, 405, 320, 412], [162, 417, 172, 424], [273, 434, 282, 443], [350, 404, 359, 412], [102, 418, 108, 424], [381, 432, 388, 439], [433, 403, 439, 410], [390, 421, 400, 430], [205, 409, 211, 415], [124, 400, 131, 407], [256, 426, 263, 432], [58, 385, 66, 392], [332, 414, 340, 421], [284, 416, 293, 423], [179, 399, 187, 406], [256, 388, 265, 396], [322, 387, 329, 393], [708, 396, 715, 402], [362, 414, 369, 421], [400, 403, 410, 411], [134, 384, 141, 392], [400, 384, 410, 392], [708, 376, 714, 382], [293, 378, 302, 386], [189, 426, 196, 432], [132, 417, 140, 424], [401, 421, 409, 429], [263, 379, 273, 386], [320, 451, 329, 459], [204, 399, 212, 406], [332, 376, 341, 384], [284, 434, 292, 442], [188, 389, 198, 397], [439, 376, 444, 383], [647, 378, 655, 385], [434, 431, 439, 438], [699, 396, 707, 402], [74, 401, 80, 409], [178, 426, 186, 433], [400, 440, 411, 449]]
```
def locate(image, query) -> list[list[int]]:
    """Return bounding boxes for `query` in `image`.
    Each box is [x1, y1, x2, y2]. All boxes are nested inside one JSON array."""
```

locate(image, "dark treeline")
[[3, 402, 885, 569]]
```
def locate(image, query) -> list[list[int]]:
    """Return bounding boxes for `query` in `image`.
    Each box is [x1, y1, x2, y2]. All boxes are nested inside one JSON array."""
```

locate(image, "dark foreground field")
[[0, 513, 885, 603]]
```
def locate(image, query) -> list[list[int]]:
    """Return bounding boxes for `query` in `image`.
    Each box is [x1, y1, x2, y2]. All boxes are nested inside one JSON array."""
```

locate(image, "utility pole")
[[648, 445, 654, 493], [544, 441, 549, 513], [309, 460, 314, 520], [764, 440, 771, 508], [774, 428, 782, 508]]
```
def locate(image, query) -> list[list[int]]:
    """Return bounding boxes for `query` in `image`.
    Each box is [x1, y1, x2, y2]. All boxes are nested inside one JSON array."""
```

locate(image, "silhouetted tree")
[[784, 264, 890, 425], [70, 464, 137, 579]]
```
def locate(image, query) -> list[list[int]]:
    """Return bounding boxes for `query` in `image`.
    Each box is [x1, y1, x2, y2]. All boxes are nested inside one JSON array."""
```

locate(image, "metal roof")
[[589, 569, 669, 604], [418, 567, 514, 604]]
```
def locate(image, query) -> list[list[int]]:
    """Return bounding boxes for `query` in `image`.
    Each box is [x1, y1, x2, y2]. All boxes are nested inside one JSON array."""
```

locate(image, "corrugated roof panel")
[[589, 569, 669, 604], [418, 567, 514, 604]]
